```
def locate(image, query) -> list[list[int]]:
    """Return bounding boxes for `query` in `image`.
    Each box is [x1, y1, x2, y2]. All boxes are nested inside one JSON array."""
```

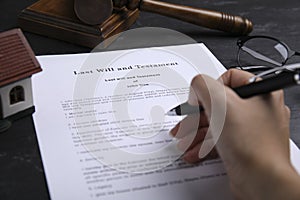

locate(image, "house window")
[[10, 86, 25, 105]]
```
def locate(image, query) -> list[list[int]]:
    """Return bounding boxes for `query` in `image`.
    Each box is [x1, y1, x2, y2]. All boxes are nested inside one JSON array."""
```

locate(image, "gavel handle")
[[138, 0, 253, 35]]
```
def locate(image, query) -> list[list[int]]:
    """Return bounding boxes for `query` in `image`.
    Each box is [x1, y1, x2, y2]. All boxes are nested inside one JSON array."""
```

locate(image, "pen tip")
[[166, 111, 177, 116]]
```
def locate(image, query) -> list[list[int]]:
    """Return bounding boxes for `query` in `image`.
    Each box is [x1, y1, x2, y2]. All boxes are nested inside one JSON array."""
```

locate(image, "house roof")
[[0, 29, 42, 87]]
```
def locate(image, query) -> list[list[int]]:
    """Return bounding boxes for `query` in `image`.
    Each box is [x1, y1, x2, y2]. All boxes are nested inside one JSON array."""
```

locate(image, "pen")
[[167, 71, 300, 116]]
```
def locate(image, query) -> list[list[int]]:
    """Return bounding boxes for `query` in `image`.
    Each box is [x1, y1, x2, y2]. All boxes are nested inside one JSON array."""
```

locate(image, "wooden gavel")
[[74, 0, 253, 35]]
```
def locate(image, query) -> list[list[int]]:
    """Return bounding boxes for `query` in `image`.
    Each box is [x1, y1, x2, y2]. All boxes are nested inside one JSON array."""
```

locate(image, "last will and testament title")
[[73, 62, 179, 76]]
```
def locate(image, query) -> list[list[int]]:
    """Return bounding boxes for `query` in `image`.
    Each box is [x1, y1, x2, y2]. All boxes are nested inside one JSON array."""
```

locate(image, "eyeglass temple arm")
[[294, 51, 300, 56], [248, 63, 300, 83]]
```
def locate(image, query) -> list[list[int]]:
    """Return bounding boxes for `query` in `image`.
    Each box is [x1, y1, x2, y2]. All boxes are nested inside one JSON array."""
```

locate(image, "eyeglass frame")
[[235, 35, 300, 82], [237, 35, 300, 69]]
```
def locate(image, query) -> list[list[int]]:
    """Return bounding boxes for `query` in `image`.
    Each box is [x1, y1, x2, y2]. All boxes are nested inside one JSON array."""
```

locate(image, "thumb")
[[188, 74, 227, 119]]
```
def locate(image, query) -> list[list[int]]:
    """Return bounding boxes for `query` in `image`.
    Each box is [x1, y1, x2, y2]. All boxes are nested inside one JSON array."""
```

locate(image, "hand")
[[170, 69, 300, 200]]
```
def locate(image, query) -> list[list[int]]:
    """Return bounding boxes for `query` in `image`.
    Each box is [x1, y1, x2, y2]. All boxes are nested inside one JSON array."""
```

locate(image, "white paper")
[[290, 140, 300, 174], [32, 44, 300, 200]]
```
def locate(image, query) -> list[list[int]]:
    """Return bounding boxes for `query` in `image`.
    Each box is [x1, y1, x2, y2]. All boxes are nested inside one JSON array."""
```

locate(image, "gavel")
[[74, 0, 253, 35]]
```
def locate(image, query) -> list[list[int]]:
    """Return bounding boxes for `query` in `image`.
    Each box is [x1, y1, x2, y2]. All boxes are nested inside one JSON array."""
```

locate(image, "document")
[[32, 44, 300, 200]]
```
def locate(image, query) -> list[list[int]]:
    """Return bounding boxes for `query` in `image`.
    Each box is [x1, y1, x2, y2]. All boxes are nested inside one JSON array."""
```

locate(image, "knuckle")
[[285, 105, 291, 117], [191, 74, 204, 86]]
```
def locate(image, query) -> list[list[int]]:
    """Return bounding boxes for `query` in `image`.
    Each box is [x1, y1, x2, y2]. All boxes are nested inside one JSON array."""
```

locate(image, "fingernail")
[[177, 140, 187, 152], [169, 130, 175, 138], [169, 124, 179, 137], [182, 152, 193, 164]]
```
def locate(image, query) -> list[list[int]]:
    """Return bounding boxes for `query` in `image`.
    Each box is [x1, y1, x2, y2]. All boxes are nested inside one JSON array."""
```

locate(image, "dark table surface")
[[1, 0, 300, 199]]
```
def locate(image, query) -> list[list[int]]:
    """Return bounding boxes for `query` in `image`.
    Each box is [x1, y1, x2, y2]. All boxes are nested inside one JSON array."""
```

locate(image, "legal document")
[[32, 44, 300, 200]]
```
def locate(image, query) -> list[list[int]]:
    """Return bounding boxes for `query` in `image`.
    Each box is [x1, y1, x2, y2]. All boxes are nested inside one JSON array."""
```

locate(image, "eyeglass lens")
[[238, 37, 289, 67]]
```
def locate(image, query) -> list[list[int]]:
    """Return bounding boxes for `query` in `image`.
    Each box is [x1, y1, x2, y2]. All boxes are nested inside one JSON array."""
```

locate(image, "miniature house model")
[[0, 29, 42, 119]]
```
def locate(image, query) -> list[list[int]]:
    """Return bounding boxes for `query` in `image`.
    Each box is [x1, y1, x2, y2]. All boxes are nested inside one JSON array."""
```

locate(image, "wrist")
[[271, 166, 300, 200], [246, 161, 300, 200]]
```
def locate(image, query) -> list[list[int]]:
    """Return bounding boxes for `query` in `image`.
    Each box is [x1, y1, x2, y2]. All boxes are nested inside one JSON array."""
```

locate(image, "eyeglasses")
[[236, 35, 300, 82]]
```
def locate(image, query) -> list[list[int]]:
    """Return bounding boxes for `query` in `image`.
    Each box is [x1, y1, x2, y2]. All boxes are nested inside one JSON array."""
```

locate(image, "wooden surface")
[[1, 0, 300, 199]]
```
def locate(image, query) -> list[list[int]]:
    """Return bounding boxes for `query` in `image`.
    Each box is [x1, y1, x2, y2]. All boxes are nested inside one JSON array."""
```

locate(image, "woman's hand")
[[170, 69, 300, 200]]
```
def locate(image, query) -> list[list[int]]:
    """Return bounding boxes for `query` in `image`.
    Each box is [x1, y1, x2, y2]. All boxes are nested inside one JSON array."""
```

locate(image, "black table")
[[1, 0, 300, 199]]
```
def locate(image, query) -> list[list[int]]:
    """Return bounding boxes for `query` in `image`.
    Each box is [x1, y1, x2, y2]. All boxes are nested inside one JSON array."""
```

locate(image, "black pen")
[[167, 71, 300, 116]]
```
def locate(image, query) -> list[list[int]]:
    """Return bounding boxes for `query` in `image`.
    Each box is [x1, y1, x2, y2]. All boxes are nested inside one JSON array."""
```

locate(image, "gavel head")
[[74, 0, 113, 25], [113, 0, 141, 10], [74, 0, 141, 26]]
